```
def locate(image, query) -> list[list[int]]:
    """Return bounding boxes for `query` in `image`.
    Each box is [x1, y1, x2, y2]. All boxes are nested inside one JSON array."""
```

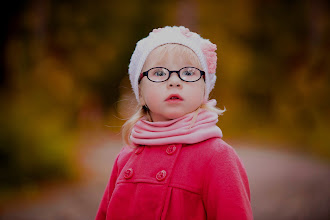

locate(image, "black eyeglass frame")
[[139, 66, 205, 83]]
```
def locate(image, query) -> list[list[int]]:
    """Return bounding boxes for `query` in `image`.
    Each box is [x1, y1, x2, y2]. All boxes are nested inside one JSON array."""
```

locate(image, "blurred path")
[[1, 137, 329, 220], [236, 142, 330, 220]]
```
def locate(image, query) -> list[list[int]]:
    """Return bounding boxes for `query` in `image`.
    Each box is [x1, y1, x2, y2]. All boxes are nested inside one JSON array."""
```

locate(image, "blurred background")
[[0, 0, 329, 219]]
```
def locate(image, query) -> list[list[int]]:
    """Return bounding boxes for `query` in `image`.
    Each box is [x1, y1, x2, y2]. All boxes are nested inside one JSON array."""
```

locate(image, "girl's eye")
[[154, 71, 166, 76], [182, 70, 195, 76]]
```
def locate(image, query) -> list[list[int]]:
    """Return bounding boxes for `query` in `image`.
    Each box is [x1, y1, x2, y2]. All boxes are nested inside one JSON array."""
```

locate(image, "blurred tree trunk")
[[0, 0, 27, 90], [32, 0, 50, 59], [177, 0, 199, 31]]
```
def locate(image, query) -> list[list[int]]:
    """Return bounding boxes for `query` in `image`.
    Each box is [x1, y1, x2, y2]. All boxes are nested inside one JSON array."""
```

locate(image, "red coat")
[[95, 138, 253, 219]]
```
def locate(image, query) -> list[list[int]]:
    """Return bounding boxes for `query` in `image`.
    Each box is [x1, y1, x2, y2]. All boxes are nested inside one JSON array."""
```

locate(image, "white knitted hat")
[[128, 26, 218, 103]]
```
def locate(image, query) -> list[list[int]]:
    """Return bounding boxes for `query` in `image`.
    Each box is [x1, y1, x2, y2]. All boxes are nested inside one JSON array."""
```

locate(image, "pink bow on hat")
[[202, 42, 217, 74]]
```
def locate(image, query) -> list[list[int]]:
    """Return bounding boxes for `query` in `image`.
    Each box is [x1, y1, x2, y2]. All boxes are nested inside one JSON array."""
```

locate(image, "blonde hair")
[[122, 44, 226, 146], [142, 43, 202, 70]]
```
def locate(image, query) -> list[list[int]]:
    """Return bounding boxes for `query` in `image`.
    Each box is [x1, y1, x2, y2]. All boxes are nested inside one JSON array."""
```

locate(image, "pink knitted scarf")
[[130, 100, 223, 146]]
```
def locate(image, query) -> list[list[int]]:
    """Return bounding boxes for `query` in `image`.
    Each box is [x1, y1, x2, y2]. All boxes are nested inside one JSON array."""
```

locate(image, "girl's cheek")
[[140, 82, 156, 103], [144, 86, 162, 104], [147, 95, 158, 104]]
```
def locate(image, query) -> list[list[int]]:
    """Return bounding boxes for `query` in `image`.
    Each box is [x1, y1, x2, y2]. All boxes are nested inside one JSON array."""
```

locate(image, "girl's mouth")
[[165, 94, 183, 102]]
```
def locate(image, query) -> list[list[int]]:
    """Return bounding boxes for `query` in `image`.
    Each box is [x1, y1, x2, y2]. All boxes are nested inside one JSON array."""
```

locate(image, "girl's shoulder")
[[115, 145, 135, 167], [193, 137, 238, 158], [178, 137, 242, 170]]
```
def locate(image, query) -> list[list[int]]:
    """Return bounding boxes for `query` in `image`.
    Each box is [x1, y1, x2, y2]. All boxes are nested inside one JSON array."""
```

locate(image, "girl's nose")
[[167, 72, 182, 88]]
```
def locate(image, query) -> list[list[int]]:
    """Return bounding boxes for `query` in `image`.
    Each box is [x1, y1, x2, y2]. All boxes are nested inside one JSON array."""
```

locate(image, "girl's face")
[[139, 44, 205, 122]]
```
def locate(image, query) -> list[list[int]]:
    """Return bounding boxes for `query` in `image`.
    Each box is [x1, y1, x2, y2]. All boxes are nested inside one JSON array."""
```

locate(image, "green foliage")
[[199, 0, 330, 159], [0, 94, 76, 195]]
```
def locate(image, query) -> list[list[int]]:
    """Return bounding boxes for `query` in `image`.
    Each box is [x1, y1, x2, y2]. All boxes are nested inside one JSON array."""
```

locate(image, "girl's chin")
[[163, 112, 187, 121], [151, 112, 186, 122]]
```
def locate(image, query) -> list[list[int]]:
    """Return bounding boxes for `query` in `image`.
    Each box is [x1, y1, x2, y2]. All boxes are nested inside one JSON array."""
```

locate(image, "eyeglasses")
[[139, 67, 205, 83]]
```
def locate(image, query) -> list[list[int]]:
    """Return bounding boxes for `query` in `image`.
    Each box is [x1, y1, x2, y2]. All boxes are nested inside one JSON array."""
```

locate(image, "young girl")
[[96, 26, 253, 220]]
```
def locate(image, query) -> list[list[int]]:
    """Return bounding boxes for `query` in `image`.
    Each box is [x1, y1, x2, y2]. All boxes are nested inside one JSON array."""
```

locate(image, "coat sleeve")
[[202, 144, 253, 220], [95, 152, 120, 220]]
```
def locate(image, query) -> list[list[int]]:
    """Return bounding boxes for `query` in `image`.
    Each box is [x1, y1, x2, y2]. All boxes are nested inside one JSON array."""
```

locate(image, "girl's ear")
[[139, 96, 145, 106], [138, 86, 146, 106], [203, 82, 207, 101]]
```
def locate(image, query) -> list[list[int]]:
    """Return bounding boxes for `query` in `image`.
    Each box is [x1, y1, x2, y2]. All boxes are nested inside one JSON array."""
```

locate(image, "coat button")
[[156, 170, 167, 181], [124, 168, 134, 179], [166, 145, 176, 155], [135, 146, 144, 154]]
